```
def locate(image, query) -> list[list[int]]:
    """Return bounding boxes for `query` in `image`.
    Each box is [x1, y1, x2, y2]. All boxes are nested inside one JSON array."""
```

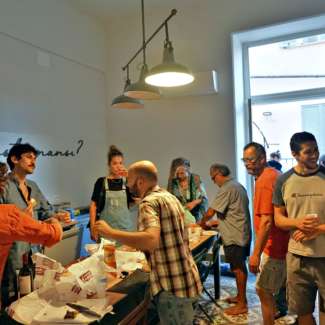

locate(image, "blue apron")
[[99, 178, 135, 231]]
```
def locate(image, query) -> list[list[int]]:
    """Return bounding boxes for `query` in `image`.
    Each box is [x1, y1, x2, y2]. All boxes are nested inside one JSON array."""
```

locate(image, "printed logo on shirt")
[[291, 192, 323, 198]]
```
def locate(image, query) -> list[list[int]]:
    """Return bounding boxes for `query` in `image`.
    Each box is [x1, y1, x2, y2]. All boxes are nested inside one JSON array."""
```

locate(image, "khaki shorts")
[[287, 252, 325, 316], [256, 254, 286, 294]]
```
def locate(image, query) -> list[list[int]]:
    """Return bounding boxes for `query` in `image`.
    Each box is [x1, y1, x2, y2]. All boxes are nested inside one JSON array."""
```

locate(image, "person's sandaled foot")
[[224, 296, 239, 304], [224, 303, 248, 315]]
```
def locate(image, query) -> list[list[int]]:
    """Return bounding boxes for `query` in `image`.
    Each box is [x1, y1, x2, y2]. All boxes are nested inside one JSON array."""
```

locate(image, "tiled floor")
[[194, 274, 319, 324]]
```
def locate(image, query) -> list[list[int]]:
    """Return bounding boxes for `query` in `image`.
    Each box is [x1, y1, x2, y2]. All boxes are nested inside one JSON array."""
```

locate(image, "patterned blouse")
[[169, 173, 208, 221], [138, 186, 202, 298]]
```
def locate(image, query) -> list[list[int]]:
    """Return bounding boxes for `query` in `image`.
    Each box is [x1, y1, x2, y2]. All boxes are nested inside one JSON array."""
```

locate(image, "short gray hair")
[[210, 163, 231, 176]]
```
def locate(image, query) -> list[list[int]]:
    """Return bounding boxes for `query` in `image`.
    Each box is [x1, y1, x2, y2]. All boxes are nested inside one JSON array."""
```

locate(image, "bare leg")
[[298, 314, 316, 325], [225, 274, 239, 304], [224, 264, 248, 315], [256, 287, 275, 325]]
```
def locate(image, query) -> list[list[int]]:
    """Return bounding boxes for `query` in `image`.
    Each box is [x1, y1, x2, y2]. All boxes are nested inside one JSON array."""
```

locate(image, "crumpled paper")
[[32, 253, 65, 290], [8, 253, 112, 324], [8, 291, 113, 324]]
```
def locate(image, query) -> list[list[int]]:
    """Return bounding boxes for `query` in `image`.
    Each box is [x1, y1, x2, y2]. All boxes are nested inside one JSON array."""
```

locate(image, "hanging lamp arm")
[[164, 22, 170, 43], [141, 0, 146, 64], [122, 8, 177, 71]]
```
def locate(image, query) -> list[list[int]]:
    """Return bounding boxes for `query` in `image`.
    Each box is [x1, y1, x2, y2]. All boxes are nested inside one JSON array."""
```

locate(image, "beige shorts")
[[256, 254, 286, 294]]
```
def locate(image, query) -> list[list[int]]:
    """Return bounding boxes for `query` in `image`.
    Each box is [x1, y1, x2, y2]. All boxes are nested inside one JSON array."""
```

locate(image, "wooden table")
[[190, 233, 220, 300]]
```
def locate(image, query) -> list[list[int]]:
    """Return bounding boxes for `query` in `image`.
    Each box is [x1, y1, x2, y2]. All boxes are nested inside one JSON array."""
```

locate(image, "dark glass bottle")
[[28, 249, 36, 279], [18, 253, 33, 298]]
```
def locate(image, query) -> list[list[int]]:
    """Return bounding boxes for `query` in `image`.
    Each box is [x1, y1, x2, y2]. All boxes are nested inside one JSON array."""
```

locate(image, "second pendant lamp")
[[125, 0, 160, 100]]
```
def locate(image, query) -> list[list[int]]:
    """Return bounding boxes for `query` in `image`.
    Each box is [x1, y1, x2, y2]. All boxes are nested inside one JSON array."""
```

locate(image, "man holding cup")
[[0, 143, 70, 306], [273, 132, 325, 325]]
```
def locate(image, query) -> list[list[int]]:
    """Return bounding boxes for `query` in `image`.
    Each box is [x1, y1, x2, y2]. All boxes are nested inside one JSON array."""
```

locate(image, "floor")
[[194, 274, 320, 325]]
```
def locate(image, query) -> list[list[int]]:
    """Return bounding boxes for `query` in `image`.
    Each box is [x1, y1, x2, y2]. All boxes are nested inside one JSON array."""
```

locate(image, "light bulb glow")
[[145, 72, 194, 87]]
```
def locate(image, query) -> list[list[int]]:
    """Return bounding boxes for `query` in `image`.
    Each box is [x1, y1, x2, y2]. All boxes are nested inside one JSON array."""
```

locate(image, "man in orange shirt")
[[0, 204, 62, 284], [243, 142, 289, 325]]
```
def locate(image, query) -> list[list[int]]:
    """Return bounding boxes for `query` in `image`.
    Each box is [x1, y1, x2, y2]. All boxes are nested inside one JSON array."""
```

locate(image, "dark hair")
[[210, 163, 231, 177], [0, 162, 8, 176], [270, 150, 281, 160], [243, 142, 266, 158], [7, 143, 38, 170], [107, 145, 123, 164], [290, 132, 317, 153]]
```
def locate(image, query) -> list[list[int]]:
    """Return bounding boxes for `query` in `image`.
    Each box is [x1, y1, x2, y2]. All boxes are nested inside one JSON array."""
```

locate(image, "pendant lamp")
[[124, 0, 160, 100], [145, 23, 194, 87], [112, 74, 144, 109]]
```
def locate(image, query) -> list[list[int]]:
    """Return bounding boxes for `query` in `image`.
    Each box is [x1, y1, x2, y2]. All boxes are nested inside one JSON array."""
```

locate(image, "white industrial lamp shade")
[[145, 41, 194, 87], [124, 64, 161, 100], [111, 94, 144, 109]]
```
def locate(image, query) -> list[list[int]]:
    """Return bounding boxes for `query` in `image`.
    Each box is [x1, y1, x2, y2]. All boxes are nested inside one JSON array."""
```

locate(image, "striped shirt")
[[138, 186, 202, 298]]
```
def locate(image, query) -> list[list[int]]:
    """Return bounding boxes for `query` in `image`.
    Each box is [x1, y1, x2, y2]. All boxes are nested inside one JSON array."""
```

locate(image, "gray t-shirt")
[[211, 179, 251, 247], [273, 166, 325, 257]]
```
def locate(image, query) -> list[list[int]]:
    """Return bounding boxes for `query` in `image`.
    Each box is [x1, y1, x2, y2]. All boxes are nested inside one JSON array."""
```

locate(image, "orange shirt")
[[254, 168, 289, 259], [0, 204, 62, 282]]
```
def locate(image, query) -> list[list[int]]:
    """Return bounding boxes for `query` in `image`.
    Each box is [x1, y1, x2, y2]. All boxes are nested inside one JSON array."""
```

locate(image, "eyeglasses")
[[210, 173, 218, 181], [241, 156, 260, 164]]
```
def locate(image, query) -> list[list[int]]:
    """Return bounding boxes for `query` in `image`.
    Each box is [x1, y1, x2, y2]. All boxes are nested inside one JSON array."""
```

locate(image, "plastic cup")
[[306, 213, 318, 218], [104, 244, 116, 268]]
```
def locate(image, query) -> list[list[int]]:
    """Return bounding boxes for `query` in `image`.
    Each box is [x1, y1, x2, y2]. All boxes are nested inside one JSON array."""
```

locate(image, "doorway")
[[232, 14, 325, 191], [248, 33, 325, 172]]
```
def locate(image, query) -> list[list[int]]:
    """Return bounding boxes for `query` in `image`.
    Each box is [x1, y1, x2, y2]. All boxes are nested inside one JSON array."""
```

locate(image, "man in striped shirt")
[[93, 160, 202, 325]]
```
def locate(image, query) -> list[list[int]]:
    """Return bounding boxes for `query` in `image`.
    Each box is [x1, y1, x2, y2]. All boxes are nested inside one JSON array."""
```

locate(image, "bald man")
[[93, 161, 202, 325]]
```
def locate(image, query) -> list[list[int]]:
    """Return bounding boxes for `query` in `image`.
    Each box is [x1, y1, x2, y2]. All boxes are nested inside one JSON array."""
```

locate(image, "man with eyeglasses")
[[243, 142, 289, 325], [200, 163, 251, 315], [273, 132, 325, 325]]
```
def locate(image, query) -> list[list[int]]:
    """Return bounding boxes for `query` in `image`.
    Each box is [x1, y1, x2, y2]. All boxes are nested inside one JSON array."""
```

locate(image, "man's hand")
[[249, 254, 260, 274], [206, 219, 219, 228], [198, 220, 209, 230], [54, 211, 71, 223], [292, 229, 319, 242], [186, 199, 201, 211], [0, 175, 7, 194], [296, 215, 320, 233], [24, 203, 34, 216], [44, 217, 60, 225], [93, 220, 113, 241]]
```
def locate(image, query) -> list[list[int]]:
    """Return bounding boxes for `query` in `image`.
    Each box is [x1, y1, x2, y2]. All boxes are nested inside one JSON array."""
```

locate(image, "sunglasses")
[[241, 156, 260, 164]]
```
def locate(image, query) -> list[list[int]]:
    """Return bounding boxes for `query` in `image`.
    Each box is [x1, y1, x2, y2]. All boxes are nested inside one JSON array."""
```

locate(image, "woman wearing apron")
[[89, 145, 135, 241]]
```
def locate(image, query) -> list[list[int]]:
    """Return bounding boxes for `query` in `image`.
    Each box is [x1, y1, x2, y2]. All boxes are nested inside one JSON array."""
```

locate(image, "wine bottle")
[[28, 249, 36, 279], [18, 253, 33, 298]]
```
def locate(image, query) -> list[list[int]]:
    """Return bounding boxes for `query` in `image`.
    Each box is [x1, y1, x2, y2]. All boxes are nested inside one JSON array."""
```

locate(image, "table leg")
[[213, 245, 220, 300]]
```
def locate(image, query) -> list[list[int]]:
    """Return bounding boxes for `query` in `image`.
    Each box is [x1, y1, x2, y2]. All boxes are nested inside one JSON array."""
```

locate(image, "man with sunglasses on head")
[[200, 163, 251, 316], [273, 132, 325, 325], [243, 142, 289, 325]]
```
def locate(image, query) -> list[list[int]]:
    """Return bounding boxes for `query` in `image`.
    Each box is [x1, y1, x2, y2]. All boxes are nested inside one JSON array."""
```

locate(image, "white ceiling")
[[67, 0, 197, 24]]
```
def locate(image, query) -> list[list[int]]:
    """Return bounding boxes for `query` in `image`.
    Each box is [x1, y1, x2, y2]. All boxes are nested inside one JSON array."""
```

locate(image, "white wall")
[[2, 0, 325, 206], [0, 0, 108, 207], [105, 0, 325, 201]]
